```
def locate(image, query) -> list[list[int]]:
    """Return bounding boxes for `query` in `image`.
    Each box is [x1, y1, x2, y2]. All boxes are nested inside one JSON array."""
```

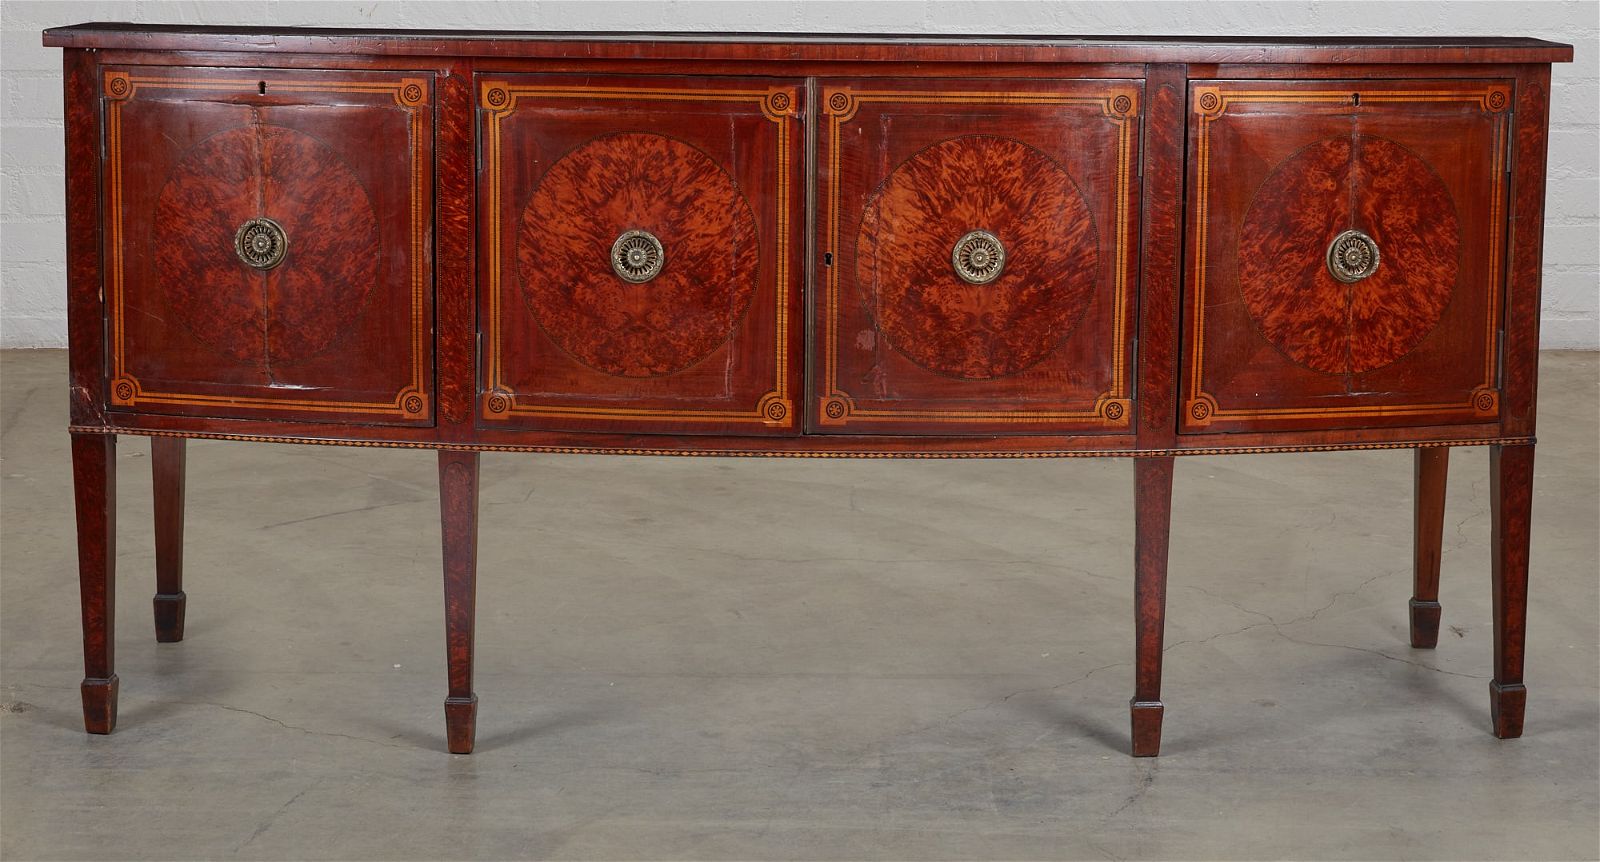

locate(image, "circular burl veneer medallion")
[[1238, 135, 1459, 375], [154, 125, 381, 366], [857, 135, 1100, 380], [518, 132, 759, 378]]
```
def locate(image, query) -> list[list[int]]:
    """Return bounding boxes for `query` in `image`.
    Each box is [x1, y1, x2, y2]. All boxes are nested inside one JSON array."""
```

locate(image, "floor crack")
[[232, 781, 316, 855], [1268, 630, 1489, 679], [1103, 766, 1157, 822], [258, 499, 421, 530], [1293, 569, 1395, 625], [174, 699, 414, 750], [1179, 583, 1279, 624]]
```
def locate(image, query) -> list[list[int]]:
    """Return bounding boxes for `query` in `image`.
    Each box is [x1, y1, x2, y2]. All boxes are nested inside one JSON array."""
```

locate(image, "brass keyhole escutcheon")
[[234, 217, 288, 270], [611, 229, 665, 283], [1326, 229, 1380, 283], [952, 230, 1006, 284]]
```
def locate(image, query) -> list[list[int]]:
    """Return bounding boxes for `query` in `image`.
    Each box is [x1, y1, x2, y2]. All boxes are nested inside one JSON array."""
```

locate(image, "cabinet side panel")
[[64, 49, 106, 427], [1502, 66, 1552, 438]]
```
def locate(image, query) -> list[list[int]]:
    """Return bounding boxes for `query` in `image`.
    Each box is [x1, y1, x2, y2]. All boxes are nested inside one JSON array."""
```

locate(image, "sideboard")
[[43, 25, 1572, 756]]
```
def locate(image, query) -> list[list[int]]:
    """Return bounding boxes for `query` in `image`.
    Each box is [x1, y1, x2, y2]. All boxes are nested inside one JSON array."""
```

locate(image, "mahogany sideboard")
[[44, 25, 1573, 756]]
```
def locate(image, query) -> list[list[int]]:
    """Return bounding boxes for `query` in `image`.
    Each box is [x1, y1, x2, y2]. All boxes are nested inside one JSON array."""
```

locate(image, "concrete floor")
[[1, 349, 1596, 861]]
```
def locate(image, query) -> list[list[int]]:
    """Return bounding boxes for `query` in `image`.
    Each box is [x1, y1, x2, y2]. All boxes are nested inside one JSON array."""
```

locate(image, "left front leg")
[[73, 433, 118, 733]]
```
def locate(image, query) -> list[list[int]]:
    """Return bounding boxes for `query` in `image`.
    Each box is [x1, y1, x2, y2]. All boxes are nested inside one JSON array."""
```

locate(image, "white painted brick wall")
[[2, 0, 1595, 348]]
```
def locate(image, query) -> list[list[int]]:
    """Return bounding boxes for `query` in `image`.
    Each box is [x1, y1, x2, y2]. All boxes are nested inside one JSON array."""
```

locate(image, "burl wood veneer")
[[44, 25, 1572, 757]]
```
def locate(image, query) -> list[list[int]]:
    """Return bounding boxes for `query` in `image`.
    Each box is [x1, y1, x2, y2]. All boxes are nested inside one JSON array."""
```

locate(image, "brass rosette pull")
[[234, 217, 288, 270], [1326, 229, 1380, 283], [611, 229, 665, 283], [951, 230, 1006, 284]]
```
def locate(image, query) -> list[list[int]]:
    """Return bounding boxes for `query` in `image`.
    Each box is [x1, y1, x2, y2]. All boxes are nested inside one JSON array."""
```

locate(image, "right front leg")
[[438, 449, 480, 754], [72, 433, 117, 733]]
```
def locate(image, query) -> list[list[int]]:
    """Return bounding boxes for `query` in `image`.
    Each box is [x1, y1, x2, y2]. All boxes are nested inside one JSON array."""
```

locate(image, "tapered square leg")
[[1131, 456, 1175, 757], [72, 433, 118, 734], [1489, 444, 1533, 739], [438, 450, 480, 754], [152, 437, 187, 643], [1410, 447, 1448, 648]]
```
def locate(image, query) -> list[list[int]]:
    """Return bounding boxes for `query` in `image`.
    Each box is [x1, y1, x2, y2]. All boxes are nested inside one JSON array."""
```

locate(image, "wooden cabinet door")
[[1181, 79, 1513, 434], [478, 76, 803, 435], [814, 79, 1141, 434], [101, 67, 434, 424]]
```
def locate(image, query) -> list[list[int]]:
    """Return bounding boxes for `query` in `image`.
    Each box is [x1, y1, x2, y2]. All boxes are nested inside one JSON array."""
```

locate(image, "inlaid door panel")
[[478, 75, 803, 434], [1182, 79, 1513, 434], [101, 67, 434, 424], [813, 78, 1142, 435]]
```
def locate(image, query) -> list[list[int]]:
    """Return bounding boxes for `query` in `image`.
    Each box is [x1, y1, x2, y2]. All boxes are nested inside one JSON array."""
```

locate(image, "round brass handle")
[[1326, 229, 1380, 283], [611, 229, 665, 283], [952, 230, 1005, 284], [234, 217, 288, 270]]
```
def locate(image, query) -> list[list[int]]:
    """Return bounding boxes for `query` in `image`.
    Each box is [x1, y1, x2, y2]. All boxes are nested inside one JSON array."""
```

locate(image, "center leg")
[[438, 449, 480, 754], [1131, 455, 1175, 757]]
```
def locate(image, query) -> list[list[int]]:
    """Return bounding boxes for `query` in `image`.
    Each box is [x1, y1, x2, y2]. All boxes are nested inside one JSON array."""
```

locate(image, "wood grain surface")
[[518, 132, 759, 378], [42, 26, 1577, 65], [857, 135, 1098, 380], [155, 124, 381, 366], [1237, 134, 1458, 375]]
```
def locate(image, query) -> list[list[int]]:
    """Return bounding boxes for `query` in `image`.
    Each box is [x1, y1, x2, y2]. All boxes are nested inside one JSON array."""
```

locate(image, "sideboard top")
[[43, 24, 1573, 64]]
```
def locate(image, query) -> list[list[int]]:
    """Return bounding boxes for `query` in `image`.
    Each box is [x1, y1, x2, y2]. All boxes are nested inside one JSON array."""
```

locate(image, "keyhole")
[[824, 252, 833, 267], [1351, 92, 1360, 107], [258, 81, 267, 95]]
